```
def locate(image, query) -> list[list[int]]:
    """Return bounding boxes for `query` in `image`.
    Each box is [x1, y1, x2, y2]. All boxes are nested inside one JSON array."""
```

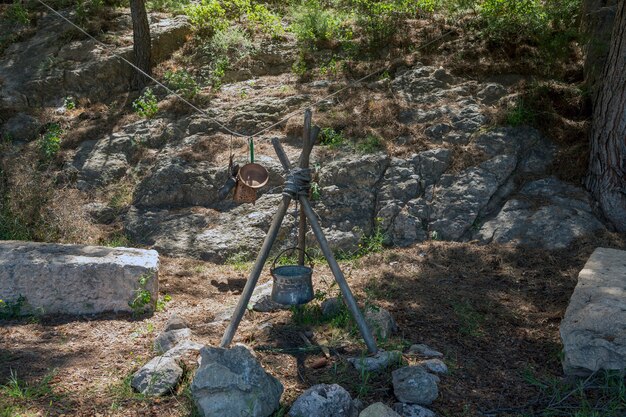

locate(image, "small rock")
[[392, 366, 439, 405], [1, 113, 40, 142], [131, 356, 183, 396], [365, 306, 397, 340], [192, 345, 283, 417], [164, 314, 189, 332], [154, 328, 192, 354], [359, 402, 401, 417], [163, 340, 203, 360], [393, 403, 436, 417], [419, 359, 448, 374], [321, 297, 343, 318], [289, 383, 354, 417], [252, 295, 287, 312], [408, 344, 443, 358], [348, 350, 403, 372]]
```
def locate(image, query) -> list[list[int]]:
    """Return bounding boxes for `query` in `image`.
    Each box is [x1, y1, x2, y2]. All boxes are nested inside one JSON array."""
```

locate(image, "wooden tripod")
[[219, 110, 378, 354]]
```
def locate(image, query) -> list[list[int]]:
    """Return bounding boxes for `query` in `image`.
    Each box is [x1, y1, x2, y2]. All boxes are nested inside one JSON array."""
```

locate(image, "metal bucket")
[[238, 163, 269, 189], [271, 248, 314, 306]]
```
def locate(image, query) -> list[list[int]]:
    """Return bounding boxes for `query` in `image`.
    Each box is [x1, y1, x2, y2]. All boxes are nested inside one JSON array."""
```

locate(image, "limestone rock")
[[1, 113, 40, 142], [191, 345, 283, 417], [0, 241, 158, 316], [359, 402, 400, 417], [477, 83, 507, 105], [365, 306, 398, 340], [154, 328, 192, 354], [561, 247, 626, 376], [131, 356, 182, 396], [164, 314, 189, 332], [419, 359, 448, 375], [392, 366, 439, 405], [476, 177, 606, 249], [408, 344, 443, 358], [348, 350, 403, 372], [288, 383, 354, 417], [321, 297, 344, 318], [393, 403, 436, 417]]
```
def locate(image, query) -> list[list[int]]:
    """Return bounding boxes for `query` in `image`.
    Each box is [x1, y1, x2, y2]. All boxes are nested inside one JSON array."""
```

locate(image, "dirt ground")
[[2, 233, 625, 417]]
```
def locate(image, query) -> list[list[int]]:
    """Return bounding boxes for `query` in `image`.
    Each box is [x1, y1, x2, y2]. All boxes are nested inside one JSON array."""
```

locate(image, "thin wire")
[[38, 0, 458, 142]]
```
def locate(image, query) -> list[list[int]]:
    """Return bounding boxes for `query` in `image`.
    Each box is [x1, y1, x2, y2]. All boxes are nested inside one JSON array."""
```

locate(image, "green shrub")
[[184, 0, 228, 37], [39, 124, 62, 161], [356, 134, 383, 153], [147, 0, 190, 13], [505, 98, 536, 126], [289, 1, 346, 48], [319, 127, 346, 148], [4, 1, 30, 25], [132, 88, 158, 118], [479, 0, 547, 41], [75, 0, 105, 23], [247, 3, 284, 37], [202, 26, 254, 87], [164, 69, 200, 99], [0, 295, 25, 320]]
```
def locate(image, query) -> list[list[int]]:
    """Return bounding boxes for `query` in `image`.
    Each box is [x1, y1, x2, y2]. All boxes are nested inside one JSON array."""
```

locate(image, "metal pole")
[[299, 196, 378, 354], [220, 194, 292, 348]]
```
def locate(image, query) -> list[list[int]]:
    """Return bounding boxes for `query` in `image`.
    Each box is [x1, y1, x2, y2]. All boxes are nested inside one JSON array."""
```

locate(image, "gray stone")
[[393, 403, 436, 417], [359, 402, 400, 417], [154, 328, 192, 354], [561, 248, 626, 376], [408, 344, 443, 358], [477, 83, 507, 105], [289, 383, 354, 417], [0, 241, 158, 316], [321, 297, 344, 318], [131, 356, 183, 396], [419, 359, 448, 374], [365, 307, 398, 340], [392, 366, 439, 405], [476, 177, 606, 249], [1, 113, 40, 142], [250, 281, 288, 312], [84, 202, 118, 224], [164, 314, 189, 332], [163, 340, 204, 360], [348, 350, 403, 372], [192, 345, 283, 417]]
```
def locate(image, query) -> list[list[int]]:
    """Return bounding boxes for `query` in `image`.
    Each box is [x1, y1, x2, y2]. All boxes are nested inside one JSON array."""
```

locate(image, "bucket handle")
[[271, 247, 314, 271]]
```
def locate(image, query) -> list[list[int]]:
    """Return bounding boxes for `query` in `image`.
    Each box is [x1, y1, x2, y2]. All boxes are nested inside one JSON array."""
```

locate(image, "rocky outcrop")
[[0, 241, 158, 316], [0, 13, 190, 110], [560, 247, 626, 376], [288, 383, 356, 417]]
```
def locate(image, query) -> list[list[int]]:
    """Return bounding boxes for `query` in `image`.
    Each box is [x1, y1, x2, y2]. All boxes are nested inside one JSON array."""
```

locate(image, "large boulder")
[[560, 247, 626, 376], [0, 241, 158, 315], [191, 345, 283, 417]]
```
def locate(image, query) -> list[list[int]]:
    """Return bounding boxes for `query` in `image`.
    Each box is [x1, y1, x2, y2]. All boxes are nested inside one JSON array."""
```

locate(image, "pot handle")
[[271, 247, 314, 271]]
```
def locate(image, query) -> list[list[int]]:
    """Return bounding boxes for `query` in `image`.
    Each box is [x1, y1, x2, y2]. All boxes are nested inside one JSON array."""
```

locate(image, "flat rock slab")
[[561, 247, 626, 376], [0, 241, 159, 316]]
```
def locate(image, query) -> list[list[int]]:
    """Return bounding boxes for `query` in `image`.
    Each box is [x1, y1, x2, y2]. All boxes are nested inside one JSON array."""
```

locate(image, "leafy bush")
[[132, 88, 158, 118], [202, 26, 254, 87], [164, 69, 200, 99], [479, 0, 547, 41], [4, 1, 30, 25], [147, 0, 190, 13], [39, 124, 62, 161], [290, 1, 347, 48], [319, 127, 346, 148], [184, 0, 228, 37]]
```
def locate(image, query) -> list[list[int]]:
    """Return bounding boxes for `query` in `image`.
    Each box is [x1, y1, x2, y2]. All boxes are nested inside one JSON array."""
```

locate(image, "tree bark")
[[130, 0, 151, 89], [585, 0, 626, 232], [581, 0, 617, 100]]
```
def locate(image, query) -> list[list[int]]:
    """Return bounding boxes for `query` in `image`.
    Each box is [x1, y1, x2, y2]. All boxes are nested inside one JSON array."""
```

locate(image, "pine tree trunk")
[[585, 0, 626, 232], [581, 0, 617, 100], [130, 0, 151, 89]]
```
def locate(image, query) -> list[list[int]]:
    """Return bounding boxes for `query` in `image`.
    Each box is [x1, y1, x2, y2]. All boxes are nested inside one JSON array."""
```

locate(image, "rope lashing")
[[283, 168, 312, 197]]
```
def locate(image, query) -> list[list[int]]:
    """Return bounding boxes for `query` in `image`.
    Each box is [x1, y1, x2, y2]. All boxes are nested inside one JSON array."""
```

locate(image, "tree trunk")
[[581, 0, 617, 100], [130, 0, 151, 89], [585, 0, 626, 232]]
